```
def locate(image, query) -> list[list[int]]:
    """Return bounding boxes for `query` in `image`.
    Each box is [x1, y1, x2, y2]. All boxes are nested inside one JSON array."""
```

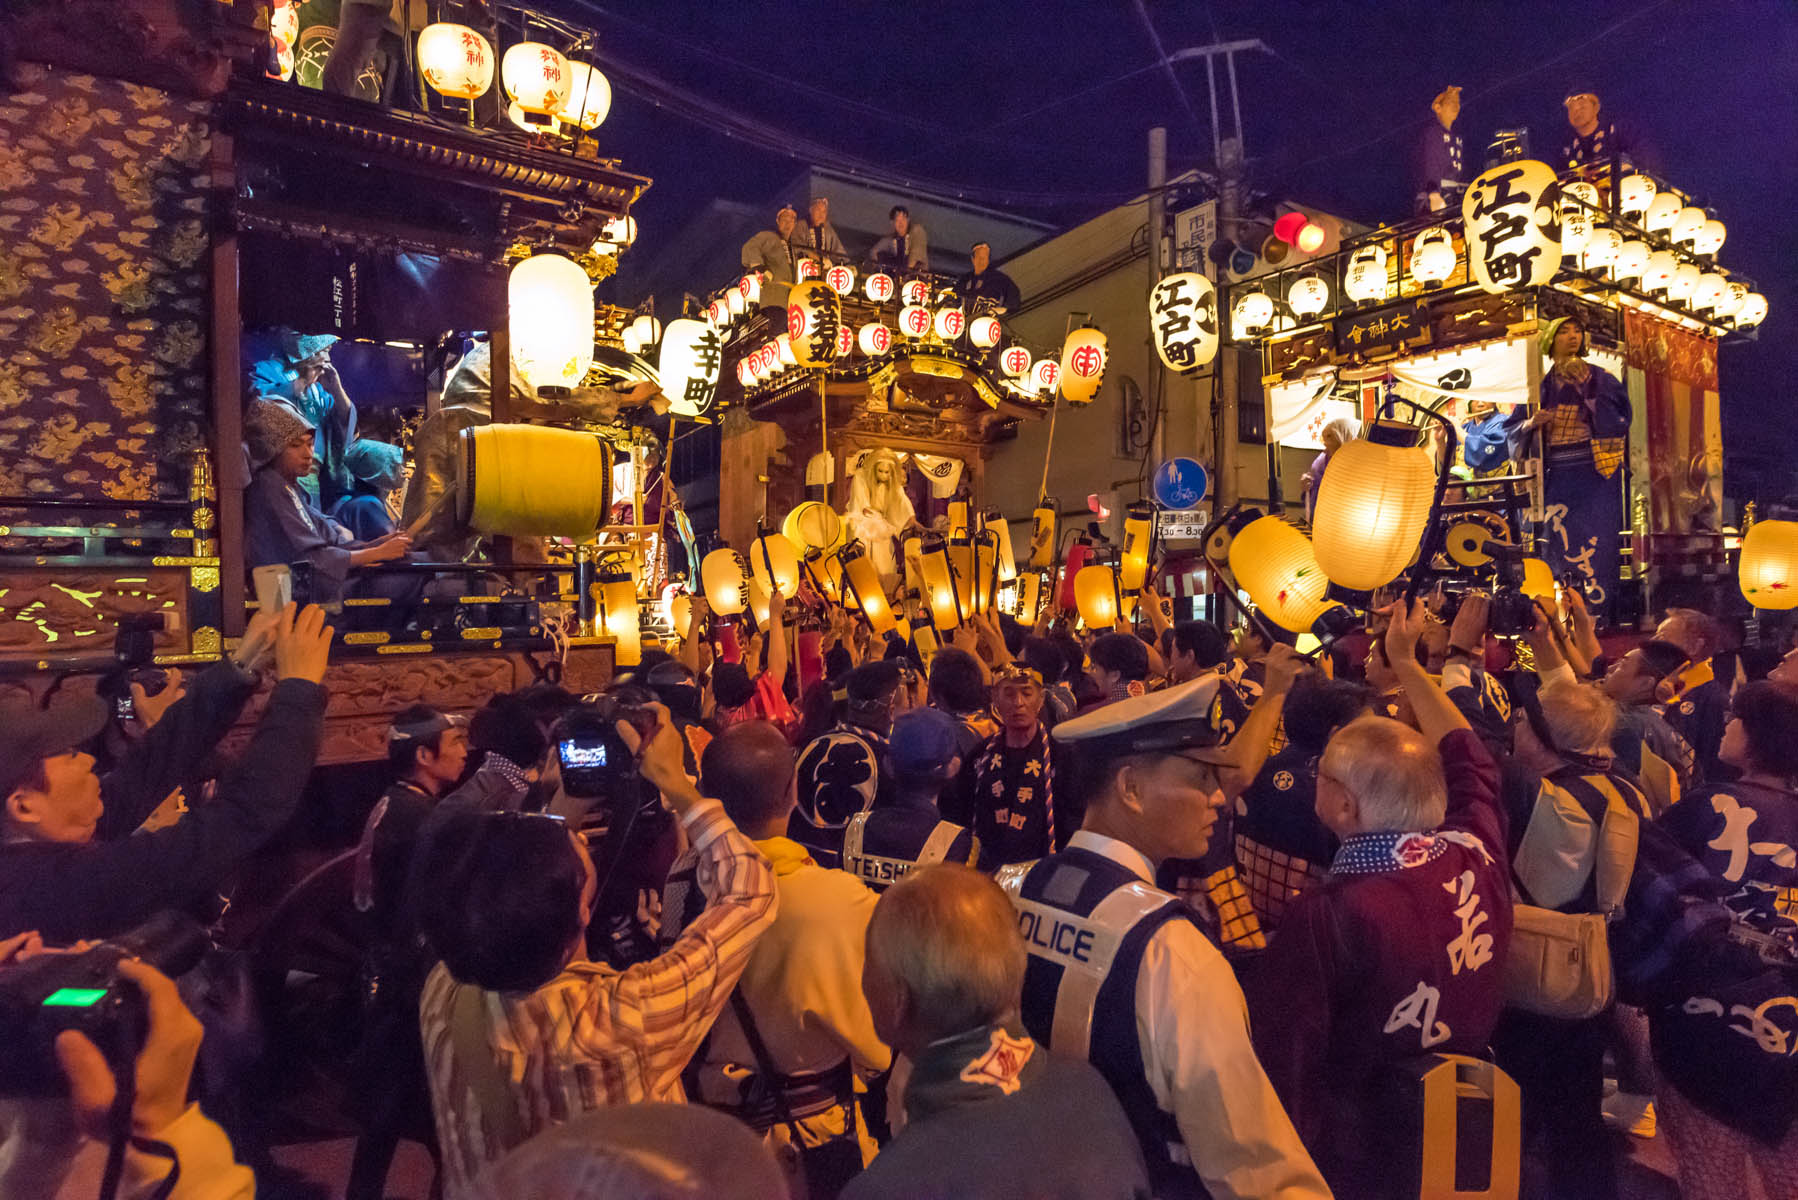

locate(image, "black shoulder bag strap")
[[730, 989, 809, 1149]]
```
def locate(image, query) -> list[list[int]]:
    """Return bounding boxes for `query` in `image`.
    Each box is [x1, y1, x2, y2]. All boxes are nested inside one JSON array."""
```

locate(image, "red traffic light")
[[1273, 212, 1309, 245]]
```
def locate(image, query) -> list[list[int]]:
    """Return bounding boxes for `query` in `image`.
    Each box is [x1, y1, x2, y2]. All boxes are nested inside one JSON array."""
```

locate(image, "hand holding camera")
[[53, 958, 201, 1140]]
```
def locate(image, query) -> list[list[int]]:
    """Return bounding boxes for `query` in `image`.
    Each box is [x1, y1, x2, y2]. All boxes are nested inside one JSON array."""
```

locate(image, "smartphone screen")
[[558, 737, 608, 770], [114, 693, 134, 721]]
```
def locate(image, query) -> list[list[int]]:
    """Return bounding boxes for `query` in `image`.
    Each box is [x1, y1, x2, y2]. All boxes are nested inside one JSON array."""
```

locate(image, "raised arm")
[[1214, 644, 1302, 799], [763, 588, 788, 690], [1385, 598, 1470, 742]]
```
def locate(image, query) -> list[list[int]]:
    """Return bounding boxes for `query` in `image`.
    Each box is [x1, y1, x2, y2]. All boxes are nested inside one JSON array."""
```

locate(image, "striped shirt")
[[418, 798, 777, 1198]]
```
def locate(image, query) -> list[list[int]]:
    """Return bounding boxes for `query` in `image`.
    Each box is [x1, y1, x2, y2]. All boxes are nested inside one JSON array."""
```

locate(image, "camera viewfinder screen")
[[559, 738, 608, 769], [42, 987, 107, 1008]]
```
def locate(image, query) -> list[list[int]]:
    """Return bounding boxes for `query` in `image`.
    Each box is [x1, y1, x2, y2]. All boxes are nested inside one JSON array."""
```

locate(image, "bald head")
[[700, 720, 796, 833], [1320, 715, 1445, 834], [863, 864, 1026, 1054]]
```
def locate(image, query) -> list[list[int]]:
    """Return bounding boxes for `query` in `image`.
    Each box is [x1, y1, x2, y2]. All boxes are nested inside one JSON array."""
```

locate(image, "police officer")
[[792, 659, 907, 867], [997, 660, 1331, 1200], [842, 707, 978, 892]]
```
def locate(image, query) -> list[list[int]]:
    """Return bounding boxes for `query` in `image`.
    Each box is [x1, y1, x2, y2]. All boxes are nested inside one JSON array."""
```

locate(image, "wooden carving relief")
[[0, 568, 189, 659]]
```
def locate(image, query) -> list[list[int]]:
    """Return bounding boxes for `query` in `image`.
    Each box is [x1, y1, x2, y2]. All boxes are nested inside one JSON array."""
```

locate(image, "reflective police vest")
[[841, 809, 975, 892], [998, 847, 1209, 1199]]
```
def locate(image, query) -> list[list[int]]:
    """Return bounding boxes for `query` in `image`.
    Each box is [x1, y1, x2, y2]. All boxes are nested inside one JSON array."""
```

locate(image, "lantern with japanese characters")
[[1058, 327, 1106, 406], [1120, 502, 1154, 592], [1032, 359, 1061, 395], [1691, 273, 1728, 312], [1311, 421, 1437, 593], [1736, 293, 1768, 328], [934, 308, 966, 340], [508, 254, 593, 393], [901, 279, 930, 306], [969, 316, 1001, 348], [1581, 228, 1621, 274], [419, 23, 494, 100], [857, 323, 892, 356], [1074, 565, 1118, 631], [1671, 206, 1707, 247], [707, 298, 729, 327], [1228, 516, 1332, 634], [1618, 174, 1656, 216], [1288, 274, 1330, 318], [502, 43, 571, 126], [1668, 262, 1700, 303], [1000, 345, 1033, 379], [1231, 290, 1274, 335], [1462, 159, 1559, 294], [560, 63, 611, 130], [825, 264, 856, 296], [1558, 181, 1598, 257], [837, 542, 895, 635], [1028, 501, 1057, 570], [1612, 240, 1649, 281], [1715, 281, 1747, 319], [1343, 244, 1390, 303], [726, 288, 747, 318], [1643, 249, 1677, 293], [795, 257, 820, 282], [1694, 219, 1726, 258], [787, 281, 841, 367], [1149, 272, 1220, 373], [1013, 572, 1042, 626], [864, 272, 895, 303], [897, 305, 933, 340], [749, 531, 801, 598], [775, 334, 797, 367], [701, 548, 751, 616], [1644, 192, 1682, 232], [658, 318, 723, 418], [1409, 227, 1456, 286], [1739, 520, 1798, 610], [738, 274, 762, 306]]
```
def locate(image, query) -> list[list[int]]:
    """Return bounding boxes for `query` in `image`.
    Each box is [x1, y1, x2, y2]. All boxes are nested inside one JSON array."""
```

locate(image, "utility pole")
[[1147, 126, 1167, 473]]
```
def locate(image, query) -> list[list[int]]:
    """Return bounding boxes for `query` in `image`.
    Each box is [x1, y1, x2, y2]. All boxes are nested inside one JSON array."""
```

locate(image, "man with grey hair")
[[1251, 596, 1512, 1196], [1653, 606, 1729, 779], [848, 864, 1148, 1200]]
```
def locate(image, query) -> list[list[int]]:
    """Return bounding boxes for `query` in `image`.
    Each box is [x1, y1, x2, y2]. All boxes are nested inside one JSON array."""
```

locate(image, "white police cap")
[[1051, 673, 1234, 762]]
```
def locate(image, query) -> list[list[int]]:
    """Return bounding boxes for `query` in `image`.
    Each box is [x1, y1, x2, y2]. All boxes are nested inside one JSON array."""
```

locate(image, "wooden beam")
[[210, 131, 246, 636]]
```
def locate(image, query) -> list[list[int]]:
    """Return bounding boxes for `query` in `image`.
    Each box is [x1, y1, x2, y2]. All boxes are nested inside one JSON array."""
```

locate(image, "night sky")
[[561, 0, 1797, 502]]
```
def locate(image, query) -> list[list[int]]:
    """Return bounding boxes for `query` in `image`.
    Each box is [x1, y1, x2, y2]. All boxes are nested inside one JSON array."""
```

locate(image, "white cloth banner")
[[908, 452, 965, 497], [1267, 374, 1360, 449]]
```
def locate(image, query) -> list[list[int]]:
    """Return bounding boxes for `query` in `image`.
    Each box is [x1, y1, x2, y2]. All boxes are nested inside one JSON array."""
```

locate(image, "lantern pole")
[[1147, 126, 1168, 474]]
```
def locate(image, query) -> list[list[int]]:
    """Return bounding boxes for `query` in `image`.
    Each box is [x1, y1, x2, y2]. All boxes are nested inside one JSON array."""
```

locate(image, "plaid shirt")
[[419, 798, 777, 1197]]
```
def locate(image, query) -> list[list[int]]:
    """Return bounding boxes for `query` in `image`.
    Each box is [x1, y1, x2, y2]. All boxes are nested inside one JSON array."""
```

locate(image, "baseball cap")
[[0, 694, 109, 799], [888, 707, 961, 781], [1051, 674, 1234, 763]]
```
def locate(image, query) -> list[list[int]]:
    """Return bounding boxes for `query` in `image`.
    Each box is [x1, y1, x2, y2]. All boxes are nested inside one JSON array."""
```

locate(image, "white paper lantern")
[[736, 359, 755, 389], [1581, 228, 1621, 272], [599, 214, 636, 248], [999, 345, 1032, 379], [1344, 244, 1389, 303], [560, 62, 611, 130], [508, 254, 592, 392], [858, 323, 892, 356], [1644, 192, 1683, 232], [1288, 274, 1330, 317], [738, 274, 762, 306], [1671, 206, 1707, 246], [834, 323, 854, 357], [1231, 290, 1274, 333], [775, 333, 797, 367], [706, 298, 729, 327], [628, 314, 659, 348], [1613, 240, 1649, 280], [1031, 359, 1060, 393], [934, 308, 966, 340], [1667, 261, 1700, 302], [1148, 271, 1220, 371], [1691, 273, 1728, 312], [502, 42, 571, 121], [825, 264, 856, 296], [418, 23, 494, 100], [1409, 228, 1455, 285], [1693, 219, 1727, 257], [864, 272, 895, 303], [900, 279, 930, 306], [1643, 249, 1677, 292], [1618, 174, 1656, 216], [1715, 281, 1747, 319], [1559, 181, 1598, 257], [659, 317, 724, 418], [621, 326, 643, 355], [1736, 292, 1768, 328], [969, 315, 1001, 348], [795, 257, 820, 282], [897, 305, 933, 339], [726, 288, 747, 317], [1461, 159, 1559, 294]]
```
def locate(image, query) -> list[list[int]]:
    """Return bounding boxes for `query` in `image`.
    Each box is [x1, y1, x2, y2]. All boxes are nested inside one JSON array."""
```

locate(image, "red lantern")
[[1273, 212, 1308, 245], [1058, 541, 1093, 610]]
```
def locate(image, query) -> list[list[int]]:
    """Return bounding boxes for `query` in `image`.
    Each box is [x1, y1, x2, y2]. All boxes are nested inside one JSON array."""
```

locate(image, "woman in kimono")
[[1503, 316, 1630, 619]]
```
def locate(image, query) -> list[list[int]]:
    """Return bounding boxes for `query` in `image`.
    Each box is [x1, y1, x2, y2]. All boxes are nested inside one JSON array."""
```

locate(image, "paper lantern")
[[1057, 541, 1092, 610], [1462, 160, 1559, 293], [747, 531, 801, 599], [1739, 521, 1798, 609], [1074, 564, 1118, 631], [1344, 244, 1389, 303], [801, 551, 839, 602], [726, 288, 747, 317], [825, 264, 856, 295], [621, 326, 643, 355], [774, 333, 797, 367], [834, 324, 855, 356], [628, 314, 661, 348], [560, 63, 611, 130], [736, 359, 755, 389], [946, 501, 970, 540], [897, 305, 933, 339], [782, 501, 843, 554], [1058, 328, 1106, 405], [1295, 222, 1326, 253], [658, 317, 725, 418], [597, 568, 640, 667], [746, 578, 773, 627], [1014, 572, 1042, 626], [1231, 290, 1274, 334], [787, 281, 841, 366], [1028, 501, 1057, 569], [1409, 227, 1455, 286], [1000, 345, 1033, 379], [901, 279, 930, 306], [1521, 557, 1555, 600], [1311, 423, 1436, 592], [597, 215, 636, 249], [1671, 206, 1707, 246], [1618, 174, 1656, 216], [1228, 516, 1332, 634], [969, 316, 1001, 348], [508, 254, 593, 393], [1736, 292, 1768, 328], [988, 514, 1017, 580], [1581, 228, 1621, 273], [864, 272, 895, 302], [974, 540, 998, 613], [707, 298, 729, 326], [917, 536, 961, 630], [934, 308, 966, 340], [1667, 262, 1700, 302], [836, 543, 895, 635], [1149, 271, 1221, 372], [1644, 192, 1682, 232], [947, 538, 977, 618], [1612, 239, 1649, 281], [1288, 274, 1330, 318], [702, 548, 751, 615], [1032, 359, 1061, 394], [857, 323, 892, 356], [1714, 281, 1747, 319], [737, 274, 762, 306], [1120, 502, 1154, 592], [796, 257, 820, 282], [1694, 219, 1726, 257], [1691, 273, 1728, 312], [1642, 249, 1677, 292], [1559, 182, 1597, 257], [418, 23, 494, 100], [502, 42, 571, 121]]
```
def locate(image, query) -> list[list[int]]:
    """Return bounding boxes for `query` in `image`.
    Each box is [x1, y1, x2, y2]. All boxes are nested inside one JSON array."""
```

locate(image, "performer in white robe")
[[842, 448, 916, 578]]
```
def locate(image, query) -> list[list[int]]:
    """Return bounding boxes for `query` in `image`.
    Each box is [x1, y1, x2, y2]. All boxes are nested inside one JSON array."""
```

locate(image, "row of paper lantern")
[[416, 24, 611, 134]]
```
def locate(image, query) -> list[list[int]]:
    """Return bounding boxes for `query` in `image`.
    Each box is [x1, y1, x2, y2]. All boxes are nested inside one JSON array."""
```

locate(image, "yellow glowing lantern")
[[974, 540, 998, 612], [1120, 502, 1154, 592], [1644, 192, 1682, 232], [1671, 206, 1707, 247], [987, 514, 1017, 581], [802, 551, 840, 602], [1613, 240, 1649, 281], [1642, 249, 1677, 292], [660, 587, 693, 640], [1015, 572, 1042, 626], [1520, 557, 1555, 601], [947, 501, 970, 540], [1058, 327, 1107, 406], [1074, 564, 1119, 630], [748, 531, 801, 598], [1694, 218, 1726, 258], [1028, 501, 1057, 570], [948, 538, 977, 618], [560, 62, 611, 130], [598, 569, 640, 667], [1228, 516, 1332, 633], [1409, 227, 1455, 286], [659, 317, 723, 419], [1581, 228, 1621, 273], [702, 548, 750, 615], [1311, 422, 1436, 593], [1736, 292, 1767, 328], [1618, 174, 1656, 216], [419, 23, 494, 100], [838, 542, 896, 635], [502, 42, 571, 124], [782, 501, 842, 554], [509, 254, 593, 393], [919, 536, 962, 630], [1344, 244, 1390, 303], [1739, 520, 1798, 610], [787, 281, 842, 367], [747, 578, 773, 627], [914, 623, 941, 666]]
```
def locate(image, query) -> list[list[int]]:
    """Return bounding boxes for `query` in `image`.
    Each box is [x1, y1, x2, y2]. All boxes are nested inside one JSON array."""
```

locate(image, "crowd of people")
[[1, 572, 1795, 1200]]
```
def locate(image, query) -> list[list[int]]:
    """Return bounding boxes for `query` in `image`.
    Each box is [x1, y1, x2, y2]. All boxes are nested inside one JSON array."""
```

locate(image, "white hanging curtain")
[[908, 452, 965, 497]]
